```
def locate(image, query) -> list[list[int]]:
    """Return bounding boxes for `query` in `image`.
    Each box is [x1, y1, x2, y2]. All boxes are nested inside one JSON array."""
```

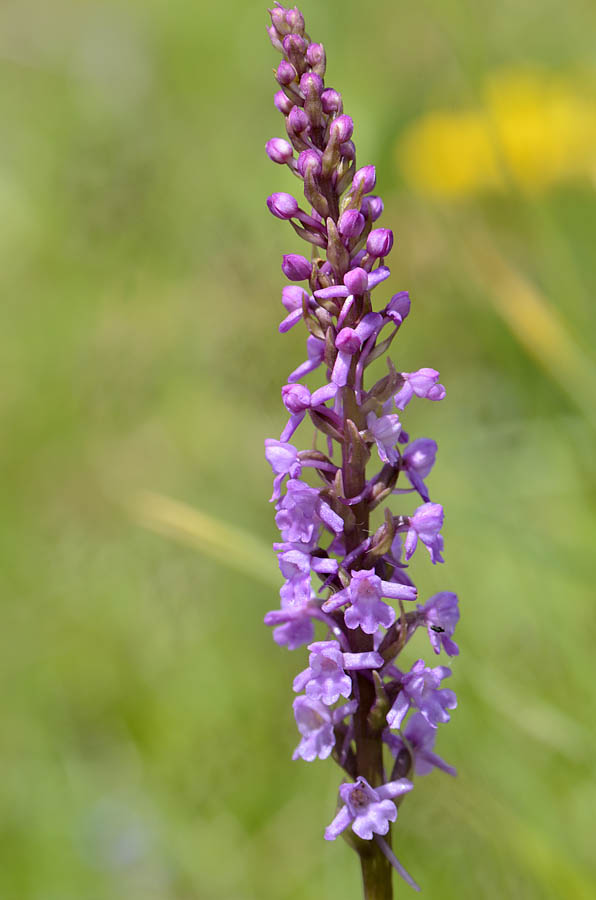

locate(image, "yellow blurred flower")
[[398, 68, 596, 198]]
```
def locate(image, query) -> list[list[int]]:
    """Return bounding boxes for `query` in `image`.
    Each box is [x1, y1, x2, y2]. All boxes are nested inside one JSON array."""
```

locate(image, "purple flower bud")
[[367, 228, 394, 258], [267, 192, 299, 220], [282, 32, 307, 58], [352, 165, 377, 194], [285, 7, 305, 34], [343, 267, 368, 295], [297, 149, 322, 177], [282, 253, 312, 281], [329, 114, 354, 143], [361, 195, 384, 221], [282, 383, 311, 413], [306, 42, 326, 73], [269, 5, 291, 35], [266, 137, 294, 165], [335, 327, 361, 354], [321, 88, 342, 114], [300, 71, 323, 97], [276, 59, 297, 86], [274, 90, 294, 115], [340, 140, 356, 161], [281, 284, 308, 312], [288, 105, 309, 134], [338, 209, 365, 241]]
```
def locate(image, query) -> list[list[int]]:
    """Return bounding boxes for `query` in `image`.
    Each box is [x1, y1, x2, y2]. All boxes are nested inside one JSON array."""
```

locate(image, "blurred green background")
[[2, 0, 596, 897]]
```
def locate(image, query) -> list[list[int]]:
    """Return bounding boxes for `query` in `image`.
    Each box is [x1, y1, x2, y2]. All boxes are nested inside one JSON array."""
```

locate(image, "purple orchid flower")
[[262, 7, 459, 892], [324, 776, 413, 841], [387, 659, 457, 729], [292, 697, 357, 761]]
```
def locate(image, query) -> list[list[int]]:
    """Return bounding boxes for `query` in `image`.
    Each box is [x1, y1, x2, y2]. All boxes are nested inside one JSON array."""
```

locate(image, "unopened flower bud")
[[340, 143, 356, 165], [288, 106, 309, 134], [335, 327, 362, 354], [282, 253, 312, 281], [283, 33, 307, 59], [367, 227, 394, 258], [344, 267, 368, 295], [267, 192, 299, 219], [300, 71, 323, 98], [321, 88, 342, 114], [352, 165, 376, 194], [266, 137, 294, 164], [361, 195, 384, 221], [269, 5, 291, 35], [267, 24, 284, 52], [282, 383, 311, 413], [281, 284, 308, 311], [329, 114, 354, 144], [277, 59, 297, 85], [297, 149, 322, 178], [306, 42, 326, 75], [285, 7, 305, 34], [274, 90, 294, 115], [338, 209, 365, 241]]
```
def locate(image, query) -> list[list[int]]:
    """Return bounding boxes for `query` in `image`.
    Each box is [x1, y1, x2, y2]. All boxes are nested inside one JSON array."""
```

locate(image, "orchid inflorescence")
[[263, 5, 459, 896]]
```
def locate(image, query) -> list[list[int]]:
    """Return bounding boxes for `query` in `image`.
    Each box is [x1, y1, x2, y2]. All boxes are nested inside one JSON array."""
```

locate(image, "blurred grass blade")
[[465, 228, 596, 427], [131, 490, 279, 586]]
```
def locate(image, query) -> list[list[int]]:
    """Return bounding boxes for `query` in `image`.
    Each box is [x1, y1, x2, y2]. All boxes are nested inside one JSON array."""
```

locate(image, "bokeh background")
[[2, 0, 596, 897]]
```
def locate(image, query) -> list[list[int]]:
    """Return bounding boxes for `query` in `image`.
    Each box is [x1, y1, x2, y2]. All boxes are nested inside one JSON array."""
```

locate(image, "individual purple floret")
[[322, 569, 417, 635], [325, 776, 413, 841], [262, 6, 459, 895], [401, 438, 437, 501], [394, 368, 446, 410], [384, 713, 456, 777], [293, 640, 384, 705], [404, 502, 445, 564], [387, 659, 457, 729], [293, 697, 357, 761], [418, 591, 460, 656]]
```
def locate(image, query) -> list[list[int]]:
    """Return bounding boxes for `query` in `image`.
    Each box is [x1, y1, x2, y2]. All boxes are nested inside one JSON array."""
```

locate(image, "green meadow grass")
[[1, 1, 596, 897]]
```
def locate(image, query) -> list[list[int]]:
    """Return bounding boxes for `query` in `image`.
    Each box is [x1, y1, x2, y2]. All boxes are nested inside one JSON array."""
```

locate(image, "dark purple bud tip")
[[282, 33, 307, 57], [338, 209, 365, 240], [282, 383, 311, 413], [329, 114, 354, 144], [306, 41, 325, 66], [267, 192, 299, 219], [282, 253, 312, 281], [300, 71, 324, 98], [335, 327, 362, 354], [367, 227, 394, 257], [266, 137, 294, 164], [351, 165, 377, 194], [297, 149, 322, 177], [276, 59, 297, 86], [274, 90, 294, 115], [288, 106, 309, 133], [321, 89, 342, 115], [361, 195, 384, 222], [344, 267, 369, 295]]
